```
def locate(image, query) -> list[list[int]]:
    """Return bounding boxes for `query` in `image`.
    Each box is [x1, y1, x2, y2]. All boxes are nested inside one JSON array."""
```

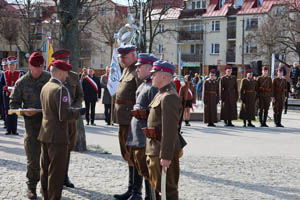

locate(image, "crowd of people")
[[0, 43, 299, 200]]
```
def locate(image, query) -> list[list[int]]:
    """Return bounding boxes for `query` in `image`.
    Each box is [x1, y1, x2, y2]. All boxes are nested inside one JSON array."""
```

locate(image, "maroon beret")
[[278, 67, 284, 72], [263, 66, 269, 71], [29, 52, 44, 67], [210, 69, 216, 74], [51, 49, 71, 60], [225, 66, 232, 71], [50, 60, 72, 71], [246, 69, 253, 74]]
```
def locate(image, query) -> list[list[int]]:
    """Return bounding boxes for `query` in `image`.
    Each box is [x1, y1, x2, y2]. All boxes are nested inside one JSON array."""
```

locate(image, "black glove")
[[79, 108, 86, 115]]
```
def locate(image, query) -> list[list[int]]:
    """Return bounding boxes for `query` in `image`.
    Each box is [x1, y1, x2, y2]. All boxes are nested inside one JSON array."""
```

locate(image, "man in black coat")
[[82, 67, 101, 125], [100, 66, 112, 125]]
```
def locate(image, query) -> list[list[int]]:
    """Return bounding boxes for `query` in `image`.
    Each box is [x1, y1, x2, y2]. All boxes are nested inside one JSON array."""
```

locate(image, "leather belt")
[[206, 91, 216, 94], [131, 109, 148, 120], [116, 99, 136, 105], [259, 87, 271, 92], [245, 90, 255, 93], [275, 88, 287, 92], [141, 127, 161, 141]]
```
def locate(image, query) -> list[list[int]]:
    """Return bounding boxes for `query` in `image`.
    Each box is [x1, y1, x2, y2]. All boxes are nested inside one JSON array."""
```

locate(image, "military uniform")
[[272, 76, 287, 127], [220, 72, 238, 125], [38, 60, 81, 200], [10, 70, 50, 192], [256, 73, 272, 127], [239, 76, 256, 126], [203, 77, 219, 125]]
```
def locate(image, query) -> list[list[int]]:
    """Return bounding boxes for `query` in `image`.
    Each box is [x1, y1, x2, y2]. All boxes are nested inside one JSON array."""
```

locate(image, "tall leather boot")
[[64, 152, 75, 188], [228, 120, 234, 127], [243, 120, 247, 127], [277, 113, 284, 127], [114, 166, 134, 200], [259, 111, 263, 127], [144, 179, 152, 200], [273, 114, 278, 126], [248, 120, 255, 127], [128, 166, 143, 200], [263, 112, 269, 127]]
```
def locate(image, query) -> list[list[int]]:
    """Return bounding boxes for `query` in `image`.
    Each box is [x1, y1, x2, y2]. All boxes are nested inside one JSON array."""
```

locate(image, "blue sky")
[[113, 0, 128, 5]]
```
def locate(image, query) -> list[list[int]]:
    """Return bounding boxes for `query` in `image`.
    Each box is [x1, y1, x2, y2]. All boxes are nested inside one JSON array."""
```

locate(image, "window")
[[197, 0, 206, 9], [101, 8, 106, 16], [245, 42, 257, 54], [158, 44, 164, 54], [211, 21, 220, 31], [245, 18, 258, 30], [211, 43, 220, 54], [158, 24, 165, 33], [191, 45, 195, 54], [257, 0, 263, 6], [190, 23, 202, 32], [192, 2, 196, 9], [219, 0, 225, 9]]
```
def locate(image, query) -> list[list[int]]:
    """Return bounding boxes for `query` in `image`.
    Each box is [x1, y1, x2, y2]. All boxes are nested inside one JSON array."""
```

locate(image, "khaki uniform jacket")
[[203, 78, 219, 124], [145, 83, 182, 160], [115, 62, 141, 125], [256, 76, 272, 98], [239, 78, 256, 120], [220, 75, 238, 120], [38, 78, 80, 144]]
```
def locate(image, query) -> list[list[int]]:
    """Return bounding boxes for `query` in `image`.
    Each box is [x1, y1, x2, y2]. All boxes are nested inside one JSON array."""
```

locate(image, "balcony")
[[227, 27, 236, 39], [181, 54, 203, 62], [226, 52, 235, 63], [178, 30, 203, 41]]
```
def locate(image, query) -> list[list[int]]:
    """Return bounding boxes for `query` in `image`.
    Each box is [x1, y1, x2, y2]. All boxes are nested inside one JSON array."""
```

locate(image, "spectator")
[[173, 76, 181, 94], [82, 67, 101, 125], [100, 66, 112, 125], [295, 77, 300, 99], [196, 77, 203, 100], [192, 73, 199, 87]]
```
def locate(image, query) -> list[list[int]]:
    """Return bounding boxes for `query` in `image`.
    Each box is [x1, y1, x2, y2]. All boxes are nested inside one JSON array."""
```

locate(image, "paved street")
[[1, 110, 300, 199]]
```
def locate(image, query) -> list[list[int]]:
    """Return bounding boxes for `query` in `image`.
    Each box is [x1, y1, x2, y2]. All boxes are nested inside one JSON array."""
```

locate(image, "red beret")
[[29, 52, 44, 67], [50, 60, 72, 71], [7, 56, 18, 64], [246, 69, 253, 74], [51, 49, 71, 60], [225, 66, 232, 71], [210, 69, 216, 74], [1, 58, 7, 66]]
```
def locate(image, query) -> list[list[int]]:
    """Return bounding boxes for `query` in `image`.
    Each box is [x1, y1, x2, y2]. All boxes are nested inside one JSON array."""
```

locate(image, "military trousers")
[[131, 148, 149, 179], [4, 96, 17, 133], [40, 143, 68, 200], [67, 121, 77, 151], [273, 96, 285, 114], [258, 96, 271, 113], [118, 125, 133, 165], [24, 116, 42, 190], [146, 155, 180, 200]]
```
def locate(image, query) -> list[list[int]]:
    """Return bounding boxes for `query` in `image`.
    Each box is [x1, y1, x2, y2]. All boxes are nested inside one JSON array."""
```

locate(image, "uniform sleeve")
[[147, 87, 158, 106], [272, 78, 276, 97], [240, 79, 245, 102], [160, 94, 181, 160], [9, 82, 22, 109], [72, 75, 84, 108], [202, 81, 207, 104], [234, 77, 239, 101], [59, 87, 80, 121], [220, 78, 225, 101]]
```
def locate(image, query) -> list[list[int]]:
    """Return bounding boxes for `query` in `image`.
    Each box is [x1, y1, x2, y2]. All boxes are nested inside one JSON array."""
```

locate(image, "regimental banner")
[[107, 48, 121, 96]]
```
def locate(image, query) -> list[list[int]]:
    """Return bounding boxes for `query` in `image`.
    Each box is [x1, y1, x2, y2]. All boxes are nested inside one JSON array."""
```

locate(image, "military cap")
[[150, 60, 176, 75], [246, 69, 253, 74], [7, 56, 18, 64], [51, 60, 72, 71], [1, 58, 7, 66], [136, 53, 158, 66], [117, 45, 136, 57], [51, 49, 71, 59], [225, 66, 232, 71], [210, 69, 216, 74], [263, 66, 269, 71], [29, 52, 44, 67]]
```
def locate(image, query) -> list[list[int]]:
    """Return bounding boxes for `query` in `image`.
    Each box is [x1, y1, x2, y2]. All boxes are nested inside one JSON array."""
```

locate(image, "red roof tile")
[[203, 0, 234, 17], [151, 8, 182, 20], [238, 0, 291, 15]]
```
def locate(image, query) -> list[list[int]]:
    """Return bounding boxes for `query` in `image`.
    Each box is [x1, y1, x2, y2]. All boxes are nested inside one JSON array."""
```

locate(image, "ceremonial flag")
[[46, 37, 54, 71], [107, 48, 121, 96]]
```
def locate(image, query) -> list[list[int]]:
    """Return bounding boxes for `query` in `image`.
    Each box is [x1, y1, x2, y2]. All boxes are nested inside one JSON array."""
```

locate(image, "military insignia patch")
[[62, 96, 68, 103]]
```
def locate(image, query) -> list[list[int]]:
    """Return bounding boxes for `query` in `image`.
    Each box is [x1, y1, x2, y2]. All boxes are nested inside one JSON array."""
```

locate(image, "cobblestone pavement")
[[1, 111, 300, 200]]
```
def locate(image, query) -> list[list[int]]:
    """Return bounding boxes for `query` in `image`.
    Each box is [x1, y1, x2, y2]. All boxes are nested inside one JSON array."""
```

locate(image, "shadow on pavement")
[[0, 145, 25, 156], [83, 150, 124, 162], [64, 187, 114, 200], [0, 158, 26, 171], [85, 125, 118, 137], [181, 170, 300, 200]]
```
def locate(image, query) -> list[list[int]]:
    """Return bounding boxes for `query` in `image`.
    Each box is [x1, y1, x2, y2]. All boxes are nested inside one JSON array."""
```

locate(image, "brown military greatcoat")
[[239, 78, 256, 120], [256, 76, 272, 111], [220, 75, 238, 120], [272, 77, 287, 114], [203, 78, 219, 124]]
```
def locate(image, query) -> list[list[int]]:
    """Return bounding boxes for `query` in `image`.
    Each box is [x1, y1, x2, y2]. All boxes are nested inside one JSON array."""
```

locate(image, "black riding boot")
[[248, 120, 255, 127], [64, 152, 75, 188], [259, 111, 263, 127], [243, 120, 247, 127], [114, 166, 134, 200], [228, 120, 234, 127], [277, 113, 284, 127], [273, 114, 278, 126], [263, 112, 269, 127], [144, 179, 152, 200], [128, 166, 143, 200], [224, 120, 228, 126]]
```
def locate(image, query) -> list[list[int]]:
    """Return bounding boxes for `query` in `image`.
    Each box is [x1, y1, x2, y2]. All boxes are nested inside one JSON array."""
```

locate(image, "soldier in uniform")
[[10, 52, 50, 199], [51, 49, 84, 188], [127, 53, 158, 200], [0, 56, 22, 135], [113, 45, 142, 200], [256, 66, 272, 127], [272, 67, 287, 127], [220, 66, 238, 126], [203, 69, 219, 127], [38, 60, 85, 200], [239, 69, 256, 127], [144, 60, 182, 200]]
